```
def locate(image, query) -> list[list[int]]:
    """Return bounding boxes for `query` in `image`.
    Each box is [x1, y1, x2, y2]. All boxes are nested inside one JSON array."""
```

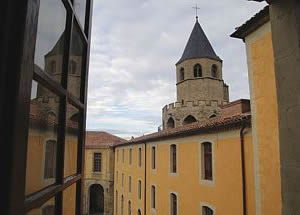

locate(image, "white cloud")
[[87, 0, 267, 138]]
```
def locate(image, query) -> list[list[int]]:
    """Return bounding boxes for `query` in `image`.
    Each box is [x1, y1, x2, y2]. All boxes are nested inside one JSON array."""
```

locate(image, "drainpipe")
[[144, 142, 147, 215], [240, 125, 247, 215]]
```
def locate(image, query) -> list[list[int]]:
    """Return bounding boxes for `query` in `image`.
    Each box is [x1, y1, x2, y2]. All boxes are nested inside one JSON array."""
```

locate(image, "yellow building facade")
[[114, 100, 256, 215]]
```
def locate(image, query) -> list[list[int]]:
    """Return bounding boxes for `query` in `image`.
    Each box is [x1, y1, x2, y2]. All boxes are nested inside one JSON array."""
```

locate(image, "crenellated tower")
[[162, 18, 229, 129]]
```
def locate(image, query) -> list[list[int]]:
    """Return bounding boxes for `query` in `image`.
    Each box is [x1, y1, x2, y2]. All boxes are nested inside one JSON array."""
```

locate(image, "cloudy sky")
[[86, 0, 267, 139]]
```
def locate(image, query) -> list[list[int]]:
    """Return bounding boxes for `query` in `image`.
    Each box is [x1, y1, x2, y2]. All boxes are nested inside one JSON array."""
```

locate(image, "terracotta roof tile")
[[114, 112, 251, 147], [85, 131, 126, 148]]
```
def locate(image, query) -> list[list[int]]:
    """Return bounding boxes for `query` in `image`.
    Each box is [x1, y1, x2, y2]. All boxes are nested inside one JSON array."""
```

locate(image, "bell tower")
[[162, 18, 229, 130]]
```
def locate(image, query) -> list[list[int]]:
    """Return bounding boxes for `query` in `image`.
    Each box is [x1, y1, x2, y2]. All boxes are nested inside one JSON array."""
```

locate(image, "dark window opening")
[[170, 193, 177, 215], [151, 185, 156, 209], [194, 64, 202, 77], [170, 144, 177, 173], [166, 117, 175, 129], [203, 142, 213, 180], [183, 115, 197, 125], [179, 68, 185, 81], [211, 64, 218, 78], [203, 206, 214, 215], [152, 146, 156, 169]]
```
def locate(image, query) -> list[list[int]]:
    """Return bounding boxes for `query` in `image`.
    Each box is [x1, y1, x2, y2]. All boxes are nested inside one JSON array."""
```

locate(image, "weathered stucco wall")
[[245, 21, 282, 215]]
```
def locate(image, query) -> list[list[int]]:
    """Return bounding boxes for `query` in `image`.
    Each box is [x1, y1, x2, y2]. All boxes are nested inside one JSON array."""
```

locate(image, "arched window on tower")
[[183, 115, 197, 125], [211, 64, 218, 78], [179, 68, 185, 81], [194, 64, 202, 77], [166, 117, 175, 129], [70, 60, 77, 74], [49, 61, 56, 74]]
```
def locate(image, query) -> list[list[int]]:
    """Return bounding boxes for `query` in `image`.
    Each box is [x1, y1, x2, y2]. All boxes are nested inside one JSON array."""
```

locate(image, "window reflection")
[[68, 22, 85, 99], [34, 0, 66, 83], [64, 103, 80, 177], [26, 197, 55, 215], [73, 0, 87, 28], [25, 81, 60, 196]]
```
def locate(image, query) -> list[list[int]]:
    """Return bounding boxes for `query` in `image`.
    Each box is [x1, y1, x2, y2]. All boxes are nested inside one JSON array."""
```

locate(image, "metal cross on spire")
[[193, 4, 200, 20]]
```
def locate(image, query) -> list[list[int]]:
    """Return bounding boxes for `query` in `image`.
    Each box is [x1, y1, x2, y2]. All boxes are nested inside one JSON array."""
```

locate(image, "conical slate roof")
[[177, 19, 221, 64]]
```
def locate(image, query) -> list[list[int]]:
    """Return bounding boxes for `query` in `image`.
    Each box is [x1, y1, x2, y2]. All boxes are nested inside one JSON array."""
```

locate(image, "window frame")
[[93, 152, 102, 172], [151, 184, 156, 210], [2, 0, 94, 214], [199, 141, 215, 185], [138, 179, 142, 200], [138, 147, 142, 168], [151, 145, 156, 170], [169, 144, 178, 175], [169, 192, 178, 215], [200, 202, 215, 215]]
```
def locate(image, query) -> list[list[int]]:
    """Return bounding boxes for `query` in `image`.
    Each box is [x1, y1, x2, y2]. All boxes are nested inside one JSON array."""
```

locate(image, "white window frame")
[[151, 184, 156, 211], [169, 191, 178, 215], [138, 179, 142, 200], [200, 202, 216, 215], [169, 143, 178, 176], [129, 147, 133, 166], [128, 175, 132, 193], [138, 146, 142, 168], [199, 141, 215, 186], [151, 145, 157, 171]]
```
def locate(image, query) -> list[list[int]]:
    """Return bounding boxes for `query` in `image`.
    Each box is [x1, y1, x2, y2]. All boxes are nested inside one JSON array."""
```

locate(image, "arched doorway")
[[183, 115, 197, 125], [89, 184, 104, 215]]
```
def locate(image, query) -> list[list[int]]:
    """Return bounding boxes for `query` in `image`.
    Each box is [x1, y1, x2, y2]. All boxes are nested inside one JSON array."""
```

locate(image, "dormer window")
[[194, 64, 202, 77], [179, 68, 185, 81], [211, 64, 218, 78]]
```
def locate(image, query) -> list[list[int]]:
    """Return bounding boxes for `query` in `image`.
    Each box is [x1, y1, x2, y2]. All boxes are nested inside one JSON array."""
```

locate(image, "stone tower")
[[162, 18, 229, 129]]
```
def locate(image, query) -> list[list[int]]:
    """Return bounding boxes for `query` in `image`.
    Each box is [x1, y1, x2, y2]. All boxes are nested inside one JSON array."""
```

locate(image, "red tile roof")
[[114, 112, 251, 147], [85, 131, 126, 148]]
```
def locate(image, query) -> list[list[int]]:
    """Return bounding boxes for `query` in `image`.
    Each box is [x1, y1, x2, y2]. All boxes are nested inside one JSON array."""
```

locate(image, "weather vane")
[[193, 4, 200, 20]]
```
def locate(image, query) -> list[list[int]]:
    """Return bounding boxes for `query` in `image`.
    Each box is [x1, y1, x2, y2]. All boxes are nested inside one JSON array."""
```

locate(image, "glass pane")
[[34, 0, 66, 84], [26, 197, 55, 215], [25, 81, 60, 196], [73, 0, 87, 28], [63, 183, 76, 215], [68, 22, 85, 99], [64, 103, 80, 177]]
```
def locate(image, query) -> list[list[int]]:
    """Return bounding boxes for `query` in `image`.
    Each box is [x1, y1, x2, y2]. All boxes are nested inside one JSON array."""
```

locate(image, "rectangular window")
[[151, 146, 156, 170], [129, 176, 132, 192], [129, 148, 132, 165], [138, 148, 142, 167], [202, 142, 213, 180], [138, 180, 142, 199], [170, 193, 177, 215], [93, 152, 102, 172], [170, 144, 177, 173], [151, 185, 156, 209]]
